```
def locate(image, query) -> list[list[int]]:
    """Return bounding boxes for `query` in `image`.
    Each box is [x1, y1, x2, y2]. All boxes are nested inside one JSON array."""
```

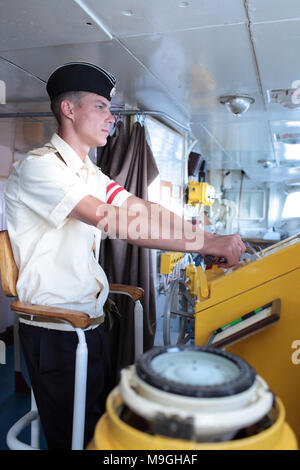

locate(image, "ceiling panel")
[[195, 116, 271, 152], [0, 58, 46, 103], [0, 0, 300, 187], [0, 0, 109, 52], [85, 0, 246, 37], [122, 23, 262, 114], [191, 115, 273, 164], [252, 19, 300, 96], [191, 113, 300, 184], [249, 0, 300, 23], [0, 40, 186, 121]]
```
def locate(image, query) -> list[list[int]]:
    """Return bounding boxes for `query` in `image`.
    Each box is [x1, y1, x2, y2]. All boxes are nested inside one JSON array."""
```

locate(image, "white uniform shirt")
[[4, 133, 131, 331]]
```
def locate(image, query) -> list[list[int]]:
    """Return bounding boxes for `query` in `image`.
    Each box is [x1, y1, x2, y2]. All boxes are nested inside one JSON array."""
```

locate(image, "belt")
[[19, 313, 105, 328]]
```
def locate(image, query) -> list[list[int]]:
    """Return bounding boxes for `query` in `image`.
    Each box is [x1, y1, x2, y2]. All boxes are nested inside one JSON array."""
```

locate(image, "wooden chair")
[[0, 229, 143, 450]]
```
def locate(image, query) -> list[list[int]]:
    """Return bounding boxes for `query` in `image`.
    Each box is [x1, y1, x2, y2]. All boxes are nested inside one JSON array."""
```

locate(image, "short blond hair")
[[50, 91, 87, 124]]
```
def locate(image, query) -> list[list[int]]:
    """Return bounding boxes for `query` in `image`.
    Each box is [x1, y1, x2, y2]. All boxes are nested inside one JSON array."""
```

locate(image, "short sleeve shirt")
[[4, 133, 132, 330]]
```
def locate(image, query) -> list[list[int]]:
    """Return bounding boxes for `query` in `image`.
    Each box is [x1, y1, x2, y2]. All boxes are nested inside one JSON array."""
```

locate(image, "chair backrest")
[[0, 230, 18, 297]]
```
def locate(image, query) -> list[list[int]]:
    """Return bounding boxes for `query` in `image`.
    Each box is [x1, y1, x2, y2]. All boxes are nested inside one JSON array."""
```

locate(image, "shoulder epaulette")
[[28, 146, 56, 157]]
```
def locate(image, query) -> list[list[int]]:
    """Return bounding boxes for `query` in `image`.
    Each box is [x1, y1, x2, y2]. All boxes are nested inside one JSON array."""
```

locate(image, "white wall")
[[0, 116, 56, 332]]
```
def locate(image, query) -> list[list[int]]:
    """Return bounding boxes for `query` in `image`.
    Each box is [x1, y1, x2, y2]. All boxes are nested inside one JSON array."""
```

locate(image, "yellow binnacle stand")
[[87, 346, 298, 450]]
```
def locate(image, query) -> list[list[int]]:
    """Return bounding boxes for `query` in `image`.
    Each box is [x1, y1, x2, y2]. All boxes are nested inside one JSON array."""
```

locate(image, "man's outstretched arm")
[[69, 194, 245, 267]]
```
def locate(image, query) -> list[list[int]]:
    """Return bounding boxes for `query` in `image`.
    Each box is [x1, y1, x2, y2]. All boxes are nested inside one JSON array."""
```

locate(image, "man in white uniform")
[[5, 62, 245, 449]]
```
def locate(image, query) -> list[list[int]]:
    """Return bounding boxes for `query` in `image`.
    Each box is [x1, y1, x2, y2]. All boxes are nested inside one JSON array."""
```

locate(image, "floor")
[[0, 343, 29, 449], [0, 343, 47, 450]]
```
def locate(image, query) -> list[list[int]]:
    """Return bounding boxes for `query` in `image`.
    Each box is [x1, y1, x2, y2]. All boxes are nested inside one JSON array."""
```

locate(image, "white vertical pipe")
[[13, 312, 21, 373], [134, 300, 143, 360], [0, 339, 5, 364], [71, 329, 88, 450]]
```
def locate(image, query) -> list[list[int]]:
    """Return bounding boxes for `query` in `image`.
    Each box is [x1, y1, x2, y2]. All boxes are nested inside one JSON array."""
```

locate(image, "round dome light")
[[219, 95, 255, 116]]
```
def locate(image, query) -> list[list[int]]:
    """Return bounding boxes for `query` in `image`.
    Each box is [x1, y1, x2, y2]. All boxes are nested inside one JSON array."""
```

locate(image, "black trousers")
[[19, 323, 111, 450]]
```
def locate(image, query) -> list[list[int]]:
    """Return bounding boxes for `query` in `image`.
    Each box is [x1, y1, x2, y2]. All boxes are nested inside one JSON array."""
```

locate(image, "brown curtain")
[[97, 120, 159, 385]]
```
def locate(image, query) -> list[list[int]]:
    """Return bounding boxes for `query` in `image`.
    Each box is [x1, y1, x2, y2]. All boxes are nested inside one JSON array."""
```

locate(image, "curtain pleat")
[[97, 120, 159, 385]]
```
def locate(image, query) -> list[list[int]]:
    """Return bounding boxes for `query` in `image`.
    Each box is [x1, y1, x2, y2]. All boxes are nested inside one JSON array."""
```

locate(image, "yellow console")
[[194, 234, 300, 442]]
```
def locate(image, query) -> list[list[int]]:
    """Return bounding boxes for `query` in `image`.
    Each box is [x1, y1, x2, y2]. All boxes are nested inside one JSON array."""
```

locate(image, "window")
[[145, 117, 184, 216], [282, 191, 300, 218]]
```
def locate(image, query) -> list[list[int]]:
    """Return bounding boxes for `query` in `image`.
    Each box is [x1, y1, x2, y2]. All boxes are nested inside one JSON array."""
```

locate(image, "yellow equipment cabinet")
[[194, 234, 300, 443]]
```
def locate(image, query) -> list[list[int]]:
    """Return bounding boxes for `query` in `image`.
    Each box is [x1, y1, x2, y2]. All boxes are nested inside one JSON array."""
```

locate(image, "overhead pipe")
[[0, 109, 190, 134]]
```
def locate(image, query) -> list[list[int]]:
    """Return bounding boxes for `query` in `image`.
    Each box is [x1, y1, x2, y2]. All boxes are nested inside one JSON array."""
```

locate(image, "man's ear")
[[60, 100, 75, 121]]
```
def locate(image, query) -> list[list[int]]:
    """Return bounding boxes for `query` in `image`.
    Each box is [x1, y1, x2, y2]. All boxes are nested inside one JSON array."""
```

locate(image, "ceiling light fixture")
[[122, 10, 134, 16], [257, 159, 275, 168], [219, 95, 255, 116]]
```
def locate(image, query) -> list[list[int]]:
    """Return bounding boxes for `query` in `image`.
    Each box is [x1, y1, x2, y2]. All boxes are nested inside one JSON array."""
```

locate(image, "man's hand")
[[201, 233, 246, 268]]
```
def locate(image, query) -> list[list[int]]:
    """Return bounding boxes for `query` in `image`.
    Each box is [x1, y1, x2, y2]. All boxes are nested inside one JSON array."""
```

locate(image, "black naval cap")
[[46, 62, 116, 102]]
